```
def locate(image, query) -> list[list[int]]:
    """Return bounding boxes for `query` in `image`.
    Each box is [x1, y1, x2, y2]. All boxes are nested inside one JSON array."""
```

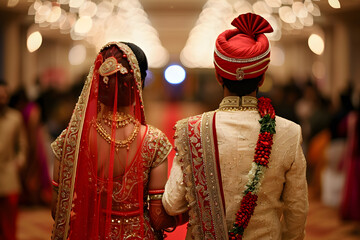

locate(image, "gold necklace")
[[93, 120, 140, 151], [102, 112, 136, 128]]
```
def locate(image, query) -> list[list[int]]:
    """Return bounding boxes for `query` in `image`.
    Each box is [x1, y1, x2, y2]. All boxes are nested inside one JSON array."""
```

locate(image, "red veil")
[[52, 42, 151, 239]]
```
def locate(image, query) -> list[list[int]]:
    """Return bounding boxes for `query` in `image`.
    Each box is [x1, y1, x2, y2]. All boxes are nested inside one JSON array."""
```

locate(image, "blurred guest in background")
[[295, 81, 331, 152], [51, 42, 176, 239], [312, 86, 355, 207], [9, 88, 52, 206], [271, 82, 301, 124], [163, 13, 308, 240], [299, 82, 332, 199], [0, 79, 27, 240], [339, 88, 360, 226]]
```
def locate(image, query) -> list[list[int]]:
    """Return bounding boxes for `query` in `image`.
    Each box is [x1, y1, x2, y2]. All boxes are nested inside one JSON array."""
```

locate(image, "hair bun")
[[231, 13, 273, 38]]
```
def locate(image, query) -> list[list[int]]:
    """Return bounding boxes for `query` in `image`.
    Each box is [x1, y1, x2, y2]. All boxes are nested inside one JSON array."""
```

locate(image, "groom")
[[162, 13, 308, 240]]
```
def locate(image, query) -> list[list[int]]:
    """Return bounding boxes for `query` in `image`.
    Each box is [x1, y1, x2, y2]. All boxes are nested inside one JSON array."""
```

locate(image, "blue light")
[[164, 64, 186, 85], [144, 70, 154, 87]]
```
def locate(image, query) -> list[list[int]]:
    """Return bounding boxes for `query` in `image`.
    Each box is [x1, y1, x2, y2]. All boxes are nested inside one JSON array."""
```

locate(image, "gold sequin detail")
[[93, 120, 140, 151], [218, 96, 258, 112]]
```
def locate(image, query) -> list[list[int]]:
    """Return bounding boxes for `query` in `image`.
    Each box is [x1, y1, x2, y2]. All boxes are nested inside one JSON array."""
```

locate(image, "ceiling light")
[[47, 6, 62, 23], [74, 16, 92, 34], [69, 0, 84, 9], [96, 1, 114, 18], [79, 1, 97, 17], [253, 1, 272, 15], [27, 31, 43, 53], [328, 0, 341, 9], [292, 2, 308, 18], [308, 34, 324, 55], [265, 0, 282, 8], [164, 65, 186, 85], [7, 0, 19, 7], [279, 6, 296, 23], [270, 46, 285, 66], [68, 44, 87, 65]]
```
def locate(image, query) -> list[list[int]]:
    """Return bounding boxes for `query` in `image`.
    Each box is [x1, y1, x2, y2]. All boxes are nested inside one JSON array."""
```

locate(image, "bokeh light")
[[270, 46, 285, 66], [181, 0, 321, 68], [74, 16, 92, 34], [328, 0, 341, 9], [7, 0, 19, 7], [312, 61, 326, 79], [47, 6, 62, 23], [27, 0, 168, 67], [68, 44, 87, 65], [164, 65, 186, 85], [308, 34, 325, 55], [27, 31, 43, 52]]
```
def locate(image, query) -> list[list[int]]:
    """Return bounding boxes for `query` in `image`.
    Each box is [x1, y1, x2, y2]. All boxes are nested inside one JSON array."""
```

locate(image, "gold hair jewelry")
[[102, 112, 136, 128], [99, 56, 128, 84], [103, 76, 109, 85], [93, 119, 140, 151]]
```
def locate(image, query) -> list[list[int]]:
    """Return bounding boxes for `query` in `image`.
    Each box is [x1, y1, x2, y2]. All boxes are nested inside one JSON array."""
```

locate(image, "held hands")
[[149, 198, 189, 231]]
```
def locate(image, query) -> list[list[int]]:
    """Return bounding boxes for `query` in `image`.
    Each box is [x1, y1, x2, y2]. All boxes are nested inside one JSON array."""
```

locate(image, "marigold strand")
[[228, 97, 276, 239]]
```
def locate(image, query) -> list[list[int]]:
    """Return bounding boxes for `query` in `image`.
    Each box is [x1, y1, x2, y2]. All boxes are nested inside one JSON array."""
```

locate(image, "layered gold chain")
[[102, 112, 136, 128], [93, 119, 140, 151]]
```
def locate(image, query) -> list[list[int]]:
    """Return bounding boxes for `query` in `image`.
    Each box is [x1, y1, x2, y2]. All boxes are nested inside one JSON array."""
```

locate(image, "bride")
[[51, 42, 174, 239]]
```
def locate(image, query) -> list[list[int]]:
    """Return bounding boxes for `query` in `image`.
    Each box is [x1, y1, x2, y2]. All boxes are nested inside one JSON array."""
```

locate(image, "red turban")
[[214, 13, 273, 84]]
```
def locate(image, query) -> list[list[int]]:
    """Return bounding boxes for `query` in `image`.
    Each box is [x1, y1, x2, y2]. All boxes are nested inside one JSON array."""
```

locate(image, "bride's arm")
[[148, 158, 177, 230], [51, 157, 60, 220]]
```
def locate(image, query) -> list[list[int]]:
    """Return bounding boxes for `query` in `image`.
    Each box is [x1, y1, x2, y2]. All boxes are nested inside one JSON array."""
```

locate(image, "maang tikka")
[[99, 56, 128, 84]]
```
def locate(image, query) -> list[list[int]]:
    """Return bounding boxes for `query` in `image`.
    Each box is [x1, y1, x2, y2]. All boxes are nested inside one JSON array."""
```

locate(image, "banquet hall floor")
[[17, 197, 360, 240]]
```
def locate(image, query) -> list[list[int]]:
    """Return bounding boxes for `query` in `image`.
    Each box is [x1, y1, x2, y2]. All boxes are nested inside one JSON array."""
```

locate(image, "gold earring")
[[103, 76, 109, 84]]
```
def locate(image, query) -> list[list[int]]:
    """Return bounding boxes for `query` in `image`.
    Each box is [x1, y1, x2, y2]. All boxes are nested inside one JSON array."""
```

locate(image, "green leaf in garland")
[[259, 114, 276, 134], [230, 225, 244, 234], [244, 167, 262, 194]]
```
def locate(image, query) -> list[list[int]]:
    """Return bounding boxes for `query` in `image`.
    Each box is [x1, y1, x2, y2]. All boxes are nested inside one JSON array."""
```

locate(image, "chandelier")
[[27, 0, 169, 68], [181, 0, 322, 68]]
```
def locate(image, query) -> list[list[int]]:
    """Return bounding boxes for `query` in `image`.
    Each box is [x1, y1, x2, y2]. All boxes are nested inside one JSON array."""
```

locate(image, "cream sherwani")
[[163, 96, 308, 240], [0, 107, 27, 196]]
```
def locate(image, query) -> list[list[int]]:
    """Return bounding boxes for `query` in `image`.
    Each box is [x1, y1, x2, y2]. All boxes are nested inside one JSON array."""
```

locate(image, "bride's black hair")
[[122, 42, 148, 84]]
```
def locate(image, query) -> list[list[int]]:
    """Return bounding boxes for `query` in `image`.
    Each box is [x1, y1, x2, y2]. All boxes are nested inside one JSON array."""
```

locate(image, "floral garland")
[[228, 97, 276, 240]]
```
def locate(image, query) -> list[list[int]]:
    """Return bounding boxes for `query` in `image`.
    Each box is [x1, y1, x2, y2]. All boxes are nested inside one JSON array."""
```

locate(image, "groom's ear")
[[258, 75, 265, 87], [215, 72, 222, 83]]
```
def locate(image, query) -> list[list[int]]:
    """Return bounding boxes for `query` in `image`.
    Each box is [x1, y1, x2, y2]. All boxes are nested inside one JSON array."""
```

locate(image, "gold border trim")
[[52, 66, 93, 240], [201, 112, 228, 239]]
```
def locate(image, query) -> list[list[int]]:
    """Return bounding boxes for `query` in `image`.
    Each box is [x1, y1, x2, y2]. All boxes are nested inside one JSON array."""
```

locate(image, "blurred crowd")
[[266, 79, 360, 224]]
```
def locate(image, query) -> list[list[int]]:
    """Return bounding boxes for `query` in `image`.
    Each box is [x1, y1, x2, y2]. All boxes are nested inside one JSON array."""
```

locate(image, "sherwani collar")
[[219, 95, 258, 111]]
